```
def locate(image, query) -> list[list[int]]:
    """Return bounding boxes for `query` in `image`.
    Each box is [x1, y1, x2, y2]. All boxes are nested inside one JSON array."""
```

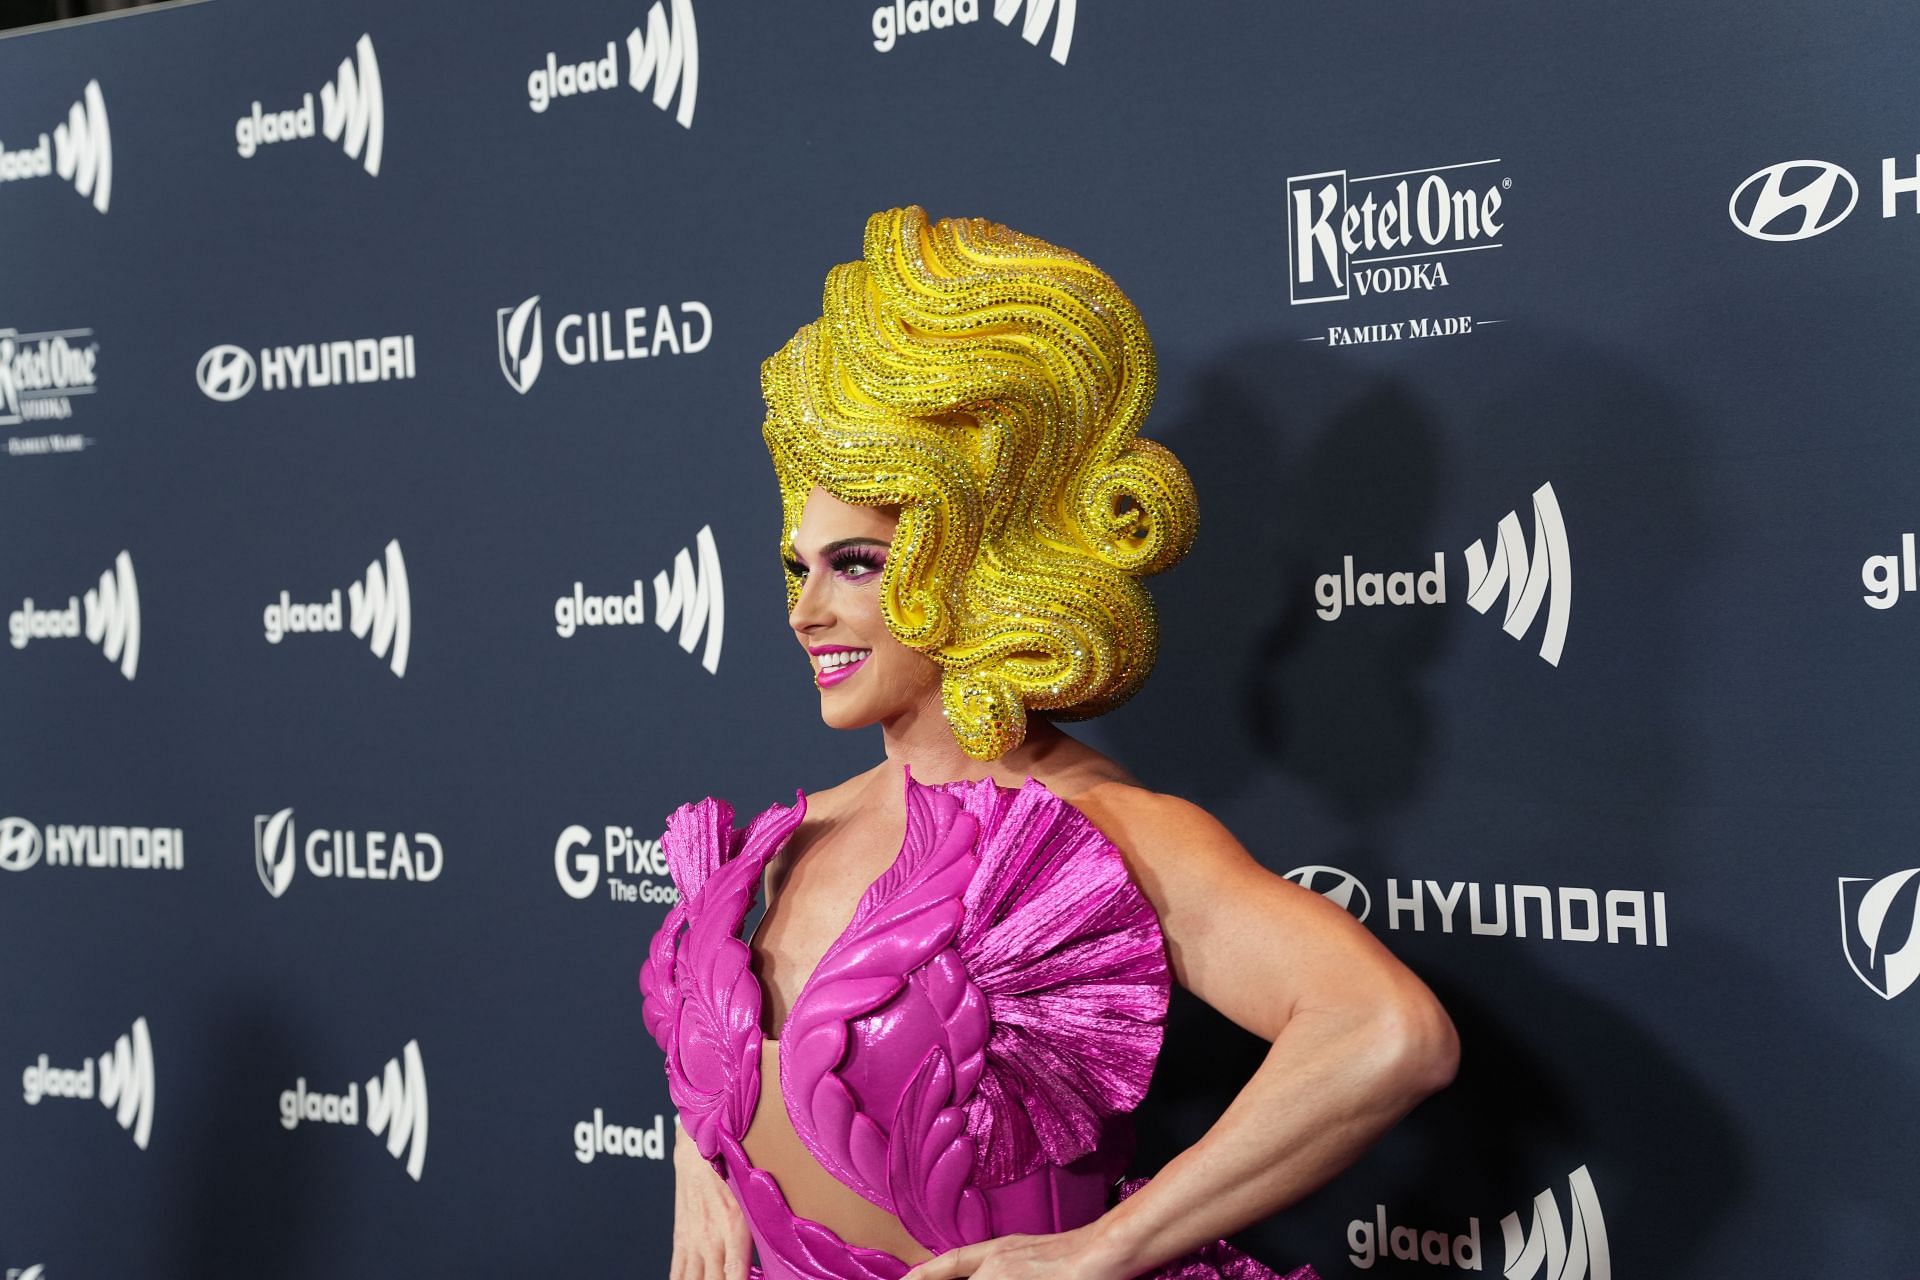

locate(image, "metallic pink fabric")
[[640, 770, 1319, 1280]]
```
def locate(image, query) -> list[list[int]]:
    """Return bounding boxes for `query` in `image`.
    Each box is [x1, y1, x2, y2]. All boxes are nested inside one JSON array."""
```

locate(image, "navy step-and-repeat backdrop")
[[3, 0, 1917, 1275]]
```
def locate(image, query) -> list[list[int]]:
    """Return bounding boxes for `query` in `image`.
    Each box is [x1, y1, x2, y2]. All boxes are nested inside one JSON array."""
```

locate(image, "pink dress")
[[639, 769, 1320, 1280]]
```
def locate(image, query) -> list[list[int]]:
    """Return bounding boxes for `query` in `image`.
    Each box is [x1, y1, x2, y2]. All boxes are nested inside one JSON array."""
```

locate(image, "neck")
[[876, 692, 1069, 787]]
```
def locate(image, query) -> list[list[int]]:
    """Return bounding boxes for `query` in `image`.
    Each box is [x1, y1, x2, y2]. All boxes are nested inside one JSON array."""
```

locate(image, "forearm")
[[1086, 999, 1457, 1277]]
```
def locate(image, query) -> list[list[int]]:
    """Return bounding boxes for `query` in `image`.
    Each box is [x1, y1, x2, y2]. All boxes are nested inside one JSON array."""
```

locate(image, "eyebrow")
[[787, 536, 891, 561]]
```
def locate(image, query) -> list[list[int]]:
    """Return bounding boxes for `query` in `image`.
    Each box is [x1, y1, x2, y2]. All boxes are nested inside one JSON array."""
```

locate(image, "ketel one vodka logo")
[[1288, 157, 1506, 306], [553, 525, 724, 674], [254, 808, 444, 899], [233, 34, 383, 176], [1839, 868, 1920, 1000], [871, 0, 1077, 64], [20, 1017, 155, 1151], [1347, 1165, 1610, 1279], [494, 294, 711, 394], [0, 326, 100, 427], [7, 550, 140, 680], [525, 0, 699, 128], [262, 540, 411, 677], [279, 1040, 428, 1181], [1314, 482, 1570, 667], [0, 79, 111, 214]]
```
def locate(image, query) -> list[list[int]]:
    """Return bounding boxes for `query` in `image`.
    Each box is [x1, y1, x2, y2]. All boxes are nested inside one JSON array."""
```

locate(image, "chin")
[[817, 698, 881, 733]]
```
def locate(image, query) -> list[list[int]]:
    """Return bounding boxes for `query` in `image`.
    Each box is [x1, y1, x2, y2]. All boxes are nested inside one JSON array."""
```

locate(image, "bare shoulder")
[[1063, 778, 1256, 871]]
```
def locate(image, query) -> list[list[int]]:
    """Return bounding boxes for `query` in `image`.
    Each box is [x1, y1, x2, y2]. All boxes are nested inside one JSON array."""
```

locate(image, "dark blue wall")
[[3, 2, 1916, 1276]]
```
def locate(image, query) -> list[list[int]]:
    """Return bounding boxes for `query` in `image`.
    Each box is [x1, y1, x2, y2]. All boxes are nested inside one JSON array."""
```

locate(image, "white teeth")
[[818, 649, 871, 671]]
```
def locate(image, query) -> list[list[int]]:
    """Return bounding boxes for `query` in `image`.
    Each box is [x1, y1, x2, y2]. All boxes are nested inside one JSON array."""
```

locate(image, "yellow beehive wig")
[[761, 206, 1198, 760]]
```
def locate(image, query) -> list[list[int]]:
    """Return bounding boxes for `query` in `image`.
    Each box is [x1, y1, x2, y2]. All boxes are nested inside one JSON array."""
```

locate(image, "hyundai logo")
[[0, 816, 42, 872], [196, 344, 257, 401], [1729, 160, 1859, 241], [1284, 864, 1372, 922]]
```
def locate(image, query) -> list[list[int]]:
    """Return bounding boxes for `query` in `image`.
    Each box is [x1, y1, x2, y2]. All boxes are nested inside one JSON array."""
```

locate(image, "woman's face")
[[786, 486, 941, 732]]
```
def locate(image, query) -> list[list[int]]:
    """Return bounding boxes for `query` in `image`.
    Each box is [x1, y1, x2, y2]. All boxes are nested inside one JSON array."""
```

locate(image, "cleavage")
[[746, 811, 904, 1040]]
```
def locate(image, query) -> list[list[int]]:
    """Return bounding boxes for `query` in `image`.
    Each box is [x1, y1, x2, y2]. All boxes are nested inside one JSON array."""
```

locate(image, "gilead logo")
[[553, 525, 724, 674], [254, 808, 444, 899], [494, 294, 711, 392], [280, 1040, 428, 1181], [1314, 482, 1570, 667], [1839, 868, 1920, 1000], [7, 550, 140, 680], [574, 1109, 667, 1163], [20, 1017, 155, 1151], [262, 540, 411, 677], [1348, 1165, 1609, 1279]]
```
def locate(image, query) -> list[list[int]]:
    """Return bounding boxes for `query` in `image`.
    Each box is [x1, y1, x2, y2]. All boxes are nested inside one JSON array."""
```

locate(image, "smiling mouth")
[[814, 648, 872, 688]]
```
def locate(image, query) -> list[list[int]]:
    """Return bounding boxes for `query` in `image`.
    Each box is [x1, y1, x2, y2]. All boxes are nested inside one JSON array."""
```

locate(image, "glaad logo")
[[1288, 157, 1506, 306], [7, 550, 140, 680], [1838, 868, 1920, 1000], [1732, 152, 1920, 242], [196, 333, 415, 401], [871, 0, 1076, 64], [493, 294, 711, 392], [262, 539, 411, 677], [20, 1017, 155, 1150], [0, 816, 184, 874], [554, 823, 676, 904], [1284, 865, 1372, 921], [253, 807, 444, 899], [575, 1109, 667, 1163], [279, 1040, 428, 1181], [1, 327, 100, 427], [1314, 483, 1569, 667], [553, 525, 724, 673], [526, 0, 698, 128], [0, 79, 111, 214], [1861, 533, 1917, 609], [1347, 1165, 1609, 1279], [1289, 864, 1665, 948], [234, 34, 383, 176]]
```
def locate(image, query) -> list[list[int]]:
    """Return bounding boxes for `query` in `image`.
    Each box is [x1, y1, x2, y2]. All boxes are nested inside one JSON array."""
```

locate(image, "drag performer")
[[640, 207, 1457, 1280]]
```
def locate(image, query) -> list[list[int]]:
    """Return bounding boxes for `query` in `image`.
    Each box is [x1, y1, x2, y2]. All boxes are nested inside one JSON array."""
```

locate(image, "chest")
[[747, 811, 905, 1036]]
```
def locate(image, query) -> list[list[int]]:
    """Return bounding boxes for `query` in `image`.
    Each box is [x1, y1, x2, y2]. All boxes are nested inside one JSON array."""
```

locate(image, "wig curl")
[[762, 206, 1197, 761]]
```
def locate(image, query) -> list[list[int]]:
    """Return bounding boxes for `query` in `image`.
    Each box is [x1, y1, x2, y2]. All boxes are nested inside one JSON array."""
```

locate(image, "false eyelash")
[[829, 548, 885, 574]]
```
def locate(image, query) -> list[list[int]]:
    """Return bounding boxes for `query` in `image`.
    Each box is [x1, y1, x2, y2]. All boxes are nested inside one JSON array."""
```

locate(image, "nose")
[[788, 564, 830, 636]]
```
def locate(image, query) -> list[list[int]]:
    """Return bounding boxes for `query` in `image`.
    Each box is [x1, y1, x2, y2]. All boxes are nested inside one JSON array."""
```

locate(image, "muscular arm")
[[907, 787, 1458, 1280]]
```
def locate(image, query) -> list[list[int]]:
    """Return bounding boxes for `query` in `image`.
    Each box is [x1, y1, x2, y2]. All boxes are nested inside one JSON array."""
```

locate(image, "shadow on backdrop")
[[1114, 330, 1746, 1275]]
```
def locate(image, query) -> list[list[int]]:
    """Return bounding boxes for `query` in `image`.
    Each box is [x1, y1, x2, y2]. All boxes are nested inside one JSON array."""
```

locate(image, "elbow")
[[1368, 985, 1460, 1106]]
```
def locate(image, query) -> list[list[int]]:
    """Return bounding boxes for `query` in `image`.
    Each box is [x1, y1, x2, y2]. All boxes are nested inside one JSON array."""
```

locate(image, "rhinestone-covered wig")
[[762, 206, 1197, 760]]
